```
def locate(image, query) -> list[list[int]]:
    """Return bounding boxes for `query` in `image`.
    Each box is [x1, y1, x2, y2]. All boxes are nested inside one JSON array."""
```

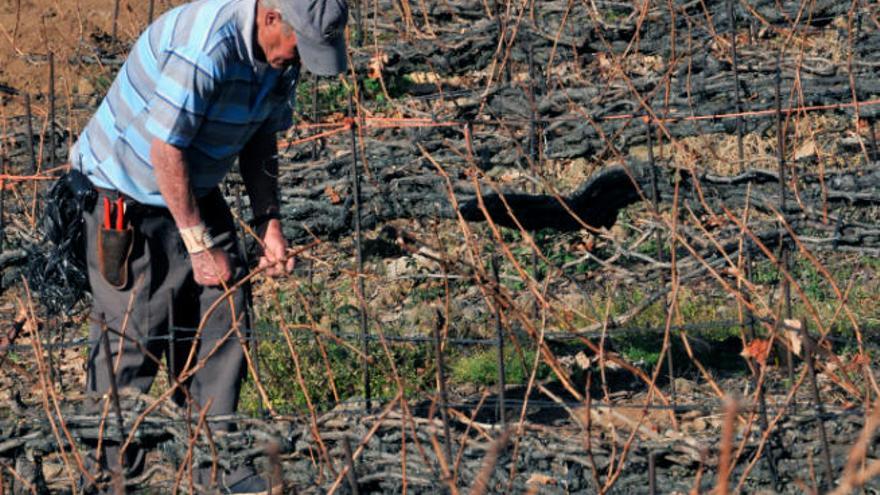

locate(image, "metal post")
[[494, 0, 510, 83], [647, 119, 675, 402], [527, 34, 539, 169], [348, 92, 370, 410], [342, 437, 360, 495], [775, 52, 794, 383], [46, 318, 58, 386], [527, 33, 541, 319], [646, 120, 662, 255], [168, 329, 176, 389], [234, 185, 264, 417], [433, 310, 453, 463], [311, 75, 319, 160], [745, 242, 781, 487], [167, 291, 180, 406], [355, 0, 364, 49], [648, 451, 657, 495], [308, 74, 319, 286], [800, 320, 834, 489], [48, 52, 56, 167], [147, 0, 155, 25], [756, 374, 782, 489], [0, 153, 5, 293], [351, 0, 360, 48], [266, 443, 284, 495], [100, 320, 128, 492], [492, 257, 506, 427], [728, 0, 744, 165], [869, 120, 878, 161], [24, 93, 37, 174], [743, 243, 756, 341], [111, 0, 120, 43]]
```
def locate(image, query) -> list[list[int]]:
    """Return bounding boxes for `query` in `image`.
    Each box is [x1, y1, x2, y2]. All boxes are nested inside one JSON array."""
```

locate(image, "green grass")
[[230, 220, 880, 418], [605, 8, 630, 22], [450, 348, 549, 386], [620, 345, 662, 367], [238, 331, 432, 416], [294, 78, 351, 116], [293, 73, 414, 118], [503, 227, 599, 283], [636, 236, 671, 260], [93, 75, 113, 94], [861, 256, 880, 270]]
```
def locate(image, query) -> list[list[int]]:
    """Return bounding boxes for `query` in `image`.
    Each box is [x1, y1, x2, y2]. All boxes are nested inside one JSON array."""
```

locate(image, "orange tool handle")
[[115, 197, 125, 230], [103, 197, 112, 229]]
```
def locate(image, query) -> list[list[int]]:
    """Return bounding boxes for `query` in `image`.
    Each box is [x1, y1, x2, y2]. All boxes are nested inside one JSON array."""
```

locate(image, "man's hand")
[[258, 219, 294, 277], [240, 132, 289, 277], [191, 247, 233, 286]]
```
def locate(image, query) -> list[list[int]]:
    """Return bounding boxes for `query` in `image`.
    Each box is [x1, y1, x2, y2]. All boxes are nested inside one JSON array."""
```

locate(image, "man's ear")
[[264, 9, 279, 27]]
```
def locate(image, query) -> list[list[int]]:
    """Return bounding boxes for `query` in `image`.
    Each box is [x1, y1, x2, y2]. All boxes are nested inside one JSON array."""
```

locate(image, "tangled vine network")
[[2, 0, 880, 493]]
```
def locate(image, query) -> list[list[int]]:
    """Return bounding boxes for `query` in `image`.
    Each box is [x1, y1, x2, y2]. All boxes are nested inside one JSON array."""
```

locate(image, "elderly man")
[[70, 0, 348, 491]]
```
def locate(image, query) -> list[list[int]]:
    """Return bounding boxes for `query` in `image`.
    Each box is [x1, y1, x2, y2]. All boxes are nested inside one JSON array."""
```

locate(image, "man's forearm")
[[151, 138, 202, 228], [239, 132, 280, 221]]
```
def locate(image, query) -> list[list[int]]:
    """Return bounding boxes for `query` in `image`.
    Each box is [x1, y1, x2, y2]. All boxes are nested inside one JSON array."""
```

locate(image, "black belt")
[[93, 185, 127, 200], [91, 184, 224, 217], [92, 185, 174, 218]]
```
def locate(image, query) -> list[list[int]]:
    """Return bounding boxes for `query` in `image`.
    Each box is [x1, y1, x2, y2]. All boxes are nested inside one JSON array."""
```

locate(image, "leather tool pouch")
[[97, 225, 134, 289]]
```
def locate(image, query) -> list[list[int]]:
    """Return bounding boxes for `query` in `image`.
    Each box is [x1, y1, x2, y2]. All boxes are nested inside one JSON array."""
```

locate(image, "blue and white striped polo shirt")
[[70, 0, 298, 207]]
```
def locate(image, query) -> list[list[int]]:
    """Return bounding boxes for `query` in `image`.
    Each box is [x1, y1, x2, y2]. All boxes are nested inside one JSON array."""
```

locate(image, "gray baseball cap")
[[274, 0, 349, 76]]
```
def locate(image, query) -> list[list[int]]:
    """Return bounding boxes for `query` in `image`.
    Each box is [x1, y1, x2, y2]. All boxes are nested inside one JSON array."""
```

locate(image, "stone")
[[76, 77, 94, 96], [672, 377, 698, 395]]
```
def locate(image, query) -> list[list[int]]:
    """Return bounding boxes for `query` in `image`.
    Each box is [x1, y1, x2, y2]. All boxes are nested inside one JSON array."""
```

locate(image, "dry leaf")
[[783, 319, 804, 356], [324, 186, 342, 204], [785, 329, 803, 357], [575, 351, 592, 370], [526, 473, 556, 486], [794, 140, 817, 160], [604, 353, 623, 371], [525, 473, 557, 495], [784, 319, 802, 330], [721, 266, 742, 278], [842, 353, 871, 373], [851, 353, 870, 366], [367, 51, 388, 79], [741, 339, 772, 365], [408, 71, 440, 84], [701, 214, 726, 228], [584, 237, 596, 251]]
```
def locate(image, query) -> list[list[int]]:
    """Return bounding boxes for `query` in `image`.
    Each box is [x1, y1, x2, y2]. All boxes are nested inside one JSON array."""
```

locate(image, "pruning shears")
[[103, 196, 126, 231]]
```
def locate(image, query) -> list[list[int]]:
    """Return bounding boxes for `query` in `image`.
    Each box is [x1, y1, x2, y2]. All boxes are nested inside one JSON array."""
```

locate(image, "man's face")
[[264, 15, 300, 69]]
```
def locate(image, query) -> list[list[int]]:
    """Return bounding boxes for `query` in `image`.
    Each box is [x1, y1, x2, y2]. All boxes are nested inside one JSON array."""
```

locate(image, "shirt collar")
[[236, 0, 267, 71]]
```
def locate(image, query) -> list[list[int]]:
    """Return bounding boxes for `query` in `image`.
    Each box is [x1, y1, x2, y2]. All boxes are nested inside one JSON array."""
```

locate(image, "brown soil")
[[0, 0, 184, 116]]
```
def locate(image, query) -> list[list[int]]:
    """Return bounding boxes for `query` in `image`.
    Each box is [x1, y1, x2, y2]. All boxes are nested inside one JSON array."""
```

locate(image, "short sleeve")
[[145, 47, 219, 148]]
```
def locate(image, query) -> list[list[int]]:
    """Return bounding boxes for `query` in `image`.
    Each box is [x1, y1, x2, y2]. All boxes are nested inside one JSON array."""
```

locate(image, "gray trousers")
[[84, 187, 251, 490]]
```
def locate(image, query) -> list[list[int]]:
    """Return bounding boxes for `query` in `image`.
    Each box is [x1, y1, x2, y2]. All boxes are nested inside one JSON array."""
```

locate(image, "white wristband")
[[179, 223, 215, 254]]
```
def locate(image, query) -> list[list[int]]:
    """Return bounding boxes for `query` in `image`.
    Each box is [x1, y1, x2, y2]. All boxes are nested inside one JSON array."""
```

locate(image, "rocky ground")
[[2, 0, 880, 493]]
